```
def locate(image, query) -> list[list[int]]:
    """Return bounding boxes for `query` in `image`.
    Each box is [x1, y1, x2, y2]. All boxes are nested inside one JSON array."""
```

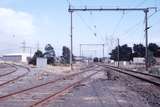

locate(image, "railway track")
[[98, 63, 160, 86], [0, 63, 17, 77], [0, 63, 30, 87], [106, 64, 160, 78], [31, 70, 99, 107], [0, 64, 97, 99], [0, 64, 101, 107]]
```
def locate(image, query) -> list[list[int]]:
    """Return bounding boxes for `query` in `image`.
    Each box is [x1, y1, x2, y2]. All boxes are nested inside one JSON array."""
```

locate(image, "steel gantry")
[[80, 44, 105, 58], [68, 6, 157, 71]]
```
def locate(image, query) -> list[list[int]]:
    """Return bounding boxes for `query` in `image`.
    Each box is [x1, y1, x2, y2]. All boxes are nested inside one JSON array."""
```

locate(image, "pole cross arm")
[[68, 7, 157, 12]]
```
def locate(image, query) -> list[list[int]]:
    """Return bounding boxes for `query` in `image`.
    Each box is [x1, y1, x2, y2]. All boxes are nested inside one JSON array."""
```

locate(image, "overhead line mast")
[[68, 6, 157, 71]]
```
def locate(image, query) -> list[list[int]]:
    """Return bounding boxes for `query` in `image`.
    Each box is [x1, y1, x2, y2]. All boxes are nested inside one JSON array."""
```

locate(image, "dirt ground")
[[0, 62, 160, 107], [50, 66, 152, 107], [105, 67, 160, 107]]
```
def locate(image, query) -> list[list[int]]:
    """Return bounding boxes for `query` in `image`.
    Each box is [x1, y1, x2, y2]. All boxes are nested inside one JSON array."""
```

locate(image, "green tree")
[[110, 44, 132, 61], [62, 46, 74, 64], [148, 43, 160, 57], [148, 43, 158, 52], [43, 44, 56, 65], [154, 48, 160, 57], [133, 44, 145, 57], [29, 50, 43, 65]]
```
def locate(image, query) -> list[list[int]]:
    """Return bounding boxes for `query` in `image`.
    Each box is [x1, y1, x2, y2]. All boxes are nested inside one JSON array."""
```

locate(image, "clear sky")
[[0, 0, 159, 57]]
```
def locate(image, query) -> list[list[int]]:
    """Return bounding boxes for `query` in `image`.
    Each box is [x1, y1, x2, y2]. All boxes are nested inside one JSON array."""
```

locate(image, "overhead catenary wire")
[[122, 20, 142, 37], [111, 12, 125, 37], [76, 13, 95, 35], [121, 1, 159, 43], [106, 0, 147, 51], [89, 12, 106, 43], [68, 1, 158, 60], [68, 1, 149, 37], [68, 1, 155, 39], [119, 0, 148, 38], [68, 1, 108, 43], [76, 12, 105, 44], [108, 0, 147, 45], [148, 9, 160, 18], [105, 13, 125, 54], [149, 14, 160, 28], [121, 8, 159, 39], [67, 1, 103, 40], [147, 9, 160, 29]]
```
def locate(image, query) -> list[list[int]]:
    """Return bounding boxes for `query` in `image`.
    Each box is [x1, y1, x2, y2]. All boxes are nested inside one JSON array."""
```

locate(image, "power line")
[[76, 12, 105, 43], [76, 13, 95, 34], [68, 1, 152, 43], [150, 15, 160, 28], [148, 9, 160, 18], [110, 0, 146, 38], [88, 12, 106, 42], [69, 1, 97, 37], [119, 0, 147, 37], [111, 12, 125, 37], [105, 0, 146, 46], [122, 9, 159, 38], [122, 8, 159, 38], [69, 7, 155, 71], [121, 19, 143, 39]]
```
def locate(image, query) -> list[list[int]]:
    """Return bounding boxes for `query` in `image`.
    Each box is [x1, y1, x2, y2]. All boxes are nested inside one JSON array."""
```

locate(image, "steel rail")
[[99, 64, 160, 86], [0, 64, 30, 87], [105, 64, 160, 79], [0, 64, 96, 99], [30, 71, 99, 107], [0, 63, 18, 77]]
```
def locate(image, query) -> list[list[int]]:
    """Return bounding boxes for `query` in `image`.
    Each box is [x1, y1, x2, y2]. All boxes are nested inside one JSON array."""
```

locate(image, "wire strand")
[[111, 13, 125, 37]]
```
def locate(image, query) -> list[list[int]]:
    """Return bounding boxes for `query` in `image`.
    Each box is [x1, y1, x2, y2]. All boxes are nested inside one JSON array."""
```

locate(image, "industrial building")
[[1, 53, 31, 63]]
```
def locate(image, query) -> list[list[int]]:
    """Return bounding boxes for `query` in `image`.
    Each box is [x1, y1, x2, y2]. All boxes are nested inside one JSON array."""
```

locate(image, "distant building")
[[36, 57, 47, 67], [1, 53, 31, 63], [133, 57, 145, 64]]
